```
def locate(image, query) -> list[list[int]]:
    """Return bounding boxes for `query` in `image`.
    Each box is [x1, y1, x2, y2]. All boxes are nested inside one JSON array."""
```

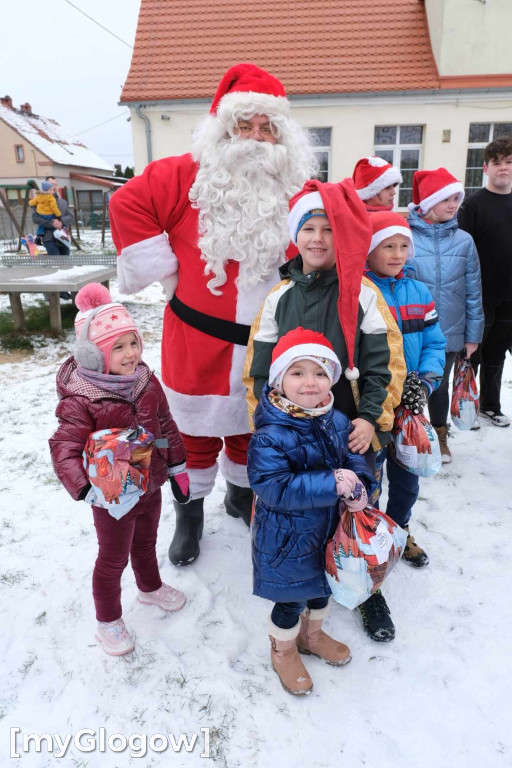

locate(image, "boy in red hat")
[[408, 168, 484, 457], [245, 179, 407, 641], [247, 327, 375, 695], [352, 156, 403, 212]]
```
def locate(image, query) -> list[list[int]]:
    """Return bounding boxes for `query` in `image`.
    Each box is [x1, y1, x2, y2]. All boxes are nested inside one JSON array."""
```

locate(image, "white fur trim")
[[418, 181, 465, 215], [368, 157, 389, 168], [163, 385, 251, 437], [117, 233, 178, 294], [219, 451, 250, 487], [217, 91, 290, 121], [356, 167, 403, 200], [269, 343, 342, 386], [268, 616, 300, 640], [303, 602, 330, 621], [369, 226, 414, 259], [188, 465, 219, 499], [161, 273, 178, 301], [287, 191, 324, 243]]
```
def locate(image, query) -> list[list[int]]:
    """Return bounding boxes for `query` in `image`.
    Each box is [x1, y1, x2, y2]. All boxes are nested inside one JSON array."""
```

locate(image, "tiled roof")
[[0, 104, 113, 171], [121, 0, 440, 103]]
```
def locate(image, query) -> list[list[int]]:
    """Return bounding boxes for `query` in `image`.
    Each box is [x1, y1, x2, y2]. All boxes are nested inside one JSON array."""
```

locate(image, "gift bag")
[[83, 426, 155, 520], [389, 404, 441, 478], [451, 357, 479, 430], [325, 502, 407, 610]]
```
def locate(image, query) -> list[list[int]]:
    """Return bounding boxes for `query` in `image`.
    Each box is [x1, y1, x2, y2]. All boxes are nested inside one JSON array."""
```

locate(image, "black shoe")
[[224, 481, 253, 527], [358, 590, 395, 642], [168, 499, 204, 566]]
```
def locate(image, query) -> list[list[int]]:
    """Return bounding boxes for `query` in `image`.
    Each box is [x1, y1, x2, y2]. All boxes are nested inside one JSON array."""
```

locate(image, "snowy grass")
[[0, 278, 511, 767]]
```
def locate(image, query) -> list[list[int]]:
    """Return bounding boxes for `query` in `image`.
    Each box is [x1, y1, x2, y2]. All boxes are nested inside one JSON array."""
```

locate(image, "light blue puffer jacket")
[[408, 207, 484, 352]]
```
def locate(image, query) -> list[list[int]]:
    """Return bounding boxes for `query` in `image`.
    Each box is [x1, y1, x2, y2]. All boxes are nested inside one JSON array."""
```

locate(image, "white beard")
[[189, 139, 296, 295]]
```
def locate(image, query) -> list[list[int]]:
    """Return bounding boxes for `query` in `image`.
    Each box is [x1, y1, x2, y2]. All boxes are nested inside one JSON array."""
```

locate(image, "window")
[[14, 145, 25, 163], [309, 127, 331, 183], [374, 125, 423, 208], [465, 122, 512, 196]]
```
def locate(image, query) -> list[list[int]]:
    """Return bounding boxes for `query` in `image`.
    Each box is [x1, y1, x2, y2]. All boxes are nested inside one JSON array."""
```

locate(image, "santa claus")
[[109, 63, 317, 565]]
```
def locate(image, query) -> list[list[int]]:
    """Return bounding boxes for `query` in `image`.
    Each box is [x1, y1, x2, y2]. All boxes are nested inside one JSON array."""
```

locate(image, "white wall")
[[129, 93, 512, 190], [426, 0, 512, 75]]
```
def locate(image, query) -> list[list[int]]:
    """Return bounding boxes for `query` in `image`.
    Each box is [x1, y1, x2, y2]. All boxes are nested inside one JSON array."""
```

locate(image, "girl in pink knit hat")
[[49, 284, 190, 656]]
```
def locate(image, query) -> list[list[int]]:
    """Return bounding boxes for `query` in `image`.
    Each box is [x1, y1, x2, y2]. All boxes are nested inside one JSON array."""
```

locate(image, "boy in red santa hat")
[[109, 63, 318, 567], [352, 156, 403, 212]]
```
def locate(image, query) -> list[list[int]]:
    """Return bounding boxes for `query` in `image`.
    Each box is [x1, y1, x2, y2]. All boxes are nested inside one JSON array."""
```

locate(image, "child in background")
[[49, 283, 190, 656], [29, 180, 62, 235], [408, 169, 484, 460], [245, 179, 406, 644], [248, 328, 375, 695], [366, 212, 446, 576], [352, 156, 403, 212]]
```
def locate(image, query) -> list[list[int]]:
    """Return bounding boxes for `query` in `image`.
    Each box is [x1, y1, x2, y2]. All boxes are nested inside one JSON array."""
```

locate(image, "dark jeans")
[[271, 596, 329, 629], [374, 448, 419, 528], [428, 351, 458, 428], [92, 489, 162, 622], [44, 237, 70, 256], [471, 302, 512, 412]]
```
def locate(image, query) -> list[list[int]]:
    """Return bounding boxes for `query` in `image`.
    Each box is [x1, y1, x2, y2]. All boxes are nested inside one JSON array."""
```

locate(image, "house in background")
[[119, 0, 512, 210], [0, 96, 124, 226]]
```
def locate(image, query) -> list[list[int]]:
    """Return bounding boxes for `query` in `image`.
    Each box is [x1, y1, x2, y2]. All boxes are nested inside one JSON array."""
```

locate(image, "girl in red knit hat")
[[247, 327, 376, 695], [49, 284, 190, 656]]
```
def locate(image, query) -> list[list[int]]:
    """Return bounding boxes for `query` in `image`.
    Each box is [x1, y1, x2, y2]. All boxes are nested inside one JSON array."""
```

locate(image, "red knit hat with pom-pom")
[[74, 283, 142, 373]]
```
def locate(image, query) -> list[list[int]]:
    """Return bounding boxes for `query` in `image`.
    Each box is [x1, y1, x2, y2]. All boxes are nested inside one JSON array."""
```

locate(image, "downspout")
[[135, 104, 152, 164]]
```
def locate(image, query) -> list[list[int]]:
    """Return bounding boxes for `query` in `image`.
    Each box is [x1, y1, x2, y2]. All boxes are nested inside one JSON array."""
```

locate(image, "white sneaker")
[[96, 618, 134, 656], [138, 583, 186, 612], [480, 410, 511, 427]]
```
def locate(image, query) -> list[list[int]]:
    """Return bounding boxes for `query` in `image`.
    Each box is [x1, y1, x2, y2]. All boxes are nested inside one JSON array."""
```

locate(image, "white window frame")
[[374, 125, 423, 210], [465, 122, 512, 195], [309, 127, 332, 183]]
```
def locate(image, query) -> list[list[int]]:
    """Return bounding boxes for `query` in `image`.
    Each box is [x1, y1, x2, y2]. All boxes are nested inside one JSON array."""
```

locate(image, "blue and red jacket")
[[365, 267, 446, 393]]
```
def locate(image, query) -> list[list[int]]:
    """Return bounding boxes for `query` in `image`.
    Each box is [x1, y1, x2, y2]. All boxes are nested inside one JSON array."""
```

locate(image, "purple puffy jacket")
[[49, 357, 186, 500]]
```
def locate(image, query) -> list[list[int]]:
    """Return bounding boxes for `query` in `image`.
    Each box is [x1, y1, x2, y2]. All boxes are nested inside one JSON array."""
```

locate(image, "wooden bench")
[[0, 257, 117, 333]]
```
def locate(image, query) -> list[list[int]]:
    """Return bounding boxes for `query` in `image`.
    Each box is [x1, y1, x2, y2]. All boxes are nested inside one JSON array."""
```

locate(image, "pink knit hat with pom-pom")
[[74, 283, 142, 373]]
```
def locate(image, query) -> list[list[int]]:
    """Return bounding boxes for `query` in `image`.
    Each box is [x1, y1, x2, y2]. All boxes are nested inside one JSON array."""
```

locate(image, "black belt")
[[169, 295, 251, 346]]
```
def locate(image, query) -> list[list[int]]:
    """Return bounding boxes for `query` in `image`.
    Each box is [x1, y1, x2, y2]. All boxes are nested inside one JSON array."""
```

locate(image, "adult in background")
[[109, 63, 318, 566], [458, 137, 512, 427], [31, 176, 74, 257]]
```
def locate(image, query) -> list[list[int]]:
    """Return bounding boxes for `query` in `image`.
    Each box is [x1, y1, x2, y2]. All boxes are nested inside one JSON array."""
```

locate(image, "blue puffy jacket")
[[365, 268, 446, 393], [247, 384, 375, 603], [408, 207, 484, 353]]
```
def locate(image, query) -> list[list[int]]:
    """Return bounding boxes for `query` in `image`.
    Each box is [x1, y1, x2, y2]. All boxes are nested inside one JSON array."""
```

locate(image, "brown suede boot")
[[403, 526, 429, 568], [296, 605, 351, 666], [268, 619, 313, 696], [433, 425, 452, 464]]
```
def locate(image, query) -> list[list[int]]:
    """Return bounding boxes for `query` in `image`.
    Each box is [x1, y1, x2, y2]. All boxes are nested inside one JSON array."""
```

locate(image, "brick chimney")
[[1, 95, 13, 109], [20, 103, 32, 115]]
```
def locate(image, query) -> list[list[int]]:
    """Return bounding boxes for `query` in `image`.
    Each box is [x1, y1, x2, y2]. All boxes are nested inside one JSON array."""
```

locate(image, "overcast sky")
[[4, 0, 142, 169]]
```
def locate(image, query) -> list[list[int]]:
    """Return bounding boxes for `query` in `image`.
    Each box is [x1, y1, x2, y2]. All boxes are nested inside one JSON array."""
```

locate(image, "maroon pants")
[[92, 489, 162, 622]]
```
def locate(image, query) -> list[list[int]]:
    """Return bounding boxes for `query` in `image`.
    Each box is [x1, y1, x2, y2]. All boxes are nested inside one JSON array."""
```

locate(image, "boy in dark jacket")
[[49, 284, 190, 656], [366, 213, 446, 578], [248, 327, 375, 696]]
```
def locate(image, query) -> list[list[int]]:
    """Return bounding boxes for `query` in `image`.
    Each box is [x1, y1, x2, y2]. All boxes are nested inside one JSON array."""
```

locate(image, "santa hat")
[[411, 168, 465, 214], [352, 157, 402, 201], [210, 62, 289, 120], [368, 212, 415, 259], [74, 283, 142, 373], [269, 327, 342, 392], [287, 179, 373, 380]]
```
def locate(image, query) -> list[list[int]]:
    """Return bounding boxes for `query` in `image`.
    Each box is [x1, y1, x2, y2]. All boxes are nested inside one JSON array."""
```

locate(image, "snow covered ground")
[[0, 280, 511, 768]]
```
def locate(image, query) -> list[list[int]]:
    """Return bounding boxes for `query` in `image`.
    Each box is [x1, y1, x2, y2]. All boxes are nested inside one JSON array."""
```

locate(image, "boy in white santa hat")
[[109, 63, 318, 567], [407, 168, 484, 459], [352, 156, 403, 212]]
